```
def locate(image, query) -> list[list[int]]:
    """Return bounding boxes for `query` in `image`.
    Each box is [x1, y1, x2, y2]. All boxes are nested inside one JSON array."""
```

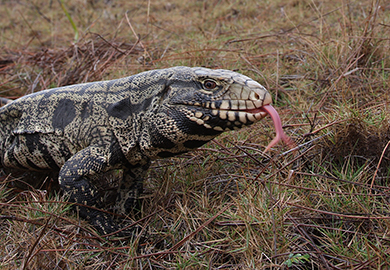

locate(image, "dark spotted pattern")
[[0, 66, 272, 236]]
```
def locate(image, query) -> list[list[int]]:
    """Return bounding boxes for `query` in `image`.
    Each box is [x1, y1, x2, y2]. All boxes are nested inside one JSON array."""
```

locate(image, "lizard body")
[[0, 66, 273, 235]]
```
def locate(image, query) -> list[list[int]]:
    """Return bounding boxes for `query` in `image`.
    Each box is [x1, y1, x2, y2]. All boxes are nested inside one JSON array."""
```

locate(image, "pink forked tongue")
[[260, 105, 296, 153]]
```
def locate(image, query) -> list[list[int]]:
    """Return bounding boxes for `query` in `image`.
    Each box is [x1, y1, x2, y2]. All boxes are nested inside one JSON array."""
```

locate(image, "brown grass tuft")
[[0, 34, 143, 98], [319, 114, 390, 174]]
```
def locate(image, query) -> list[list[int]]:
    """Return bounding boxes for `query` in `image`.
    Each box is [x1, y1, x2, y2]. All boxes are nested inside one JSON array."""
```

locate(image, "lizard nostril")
[[254, 93, 260, 100]]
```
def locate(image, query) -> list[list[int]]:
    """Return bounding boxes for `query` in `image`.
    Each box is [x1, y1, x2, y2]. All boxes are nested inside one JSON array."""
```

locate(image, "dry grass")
[[1, 0, 390, 269]]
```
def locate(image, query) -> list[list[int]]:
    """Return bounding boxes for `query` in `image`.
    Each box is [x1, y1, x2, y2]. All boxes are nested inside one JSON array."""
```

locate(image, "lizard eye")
[[203, 79, 218, 90]]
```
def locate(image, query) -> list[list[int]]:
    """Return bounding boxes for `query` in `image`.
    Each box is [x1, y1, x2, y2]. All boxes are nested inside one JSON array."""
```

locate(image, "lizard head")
[[167, 67, 272, 133], [141, 67, 275, 158]]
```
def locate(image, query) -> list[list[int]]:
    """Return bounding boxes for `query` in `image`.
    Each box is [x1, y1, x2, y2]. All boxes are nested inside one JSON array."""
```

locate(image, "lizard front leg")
[[58, 146, 130, 236]]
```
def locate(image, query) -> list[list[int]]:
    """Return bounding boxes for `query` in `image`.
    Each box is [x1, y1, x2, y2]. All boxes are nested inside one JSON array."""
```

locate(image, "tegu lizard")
[[0, 66, 292, 235]]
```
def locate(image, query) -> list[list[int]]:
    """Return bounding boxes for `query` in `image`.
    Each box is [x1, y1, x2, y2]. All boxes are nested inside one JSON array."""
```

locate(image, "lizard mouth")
[[182, 101, 295, 152], [205, 104, 295, 152], [183, 99, 270, 131]]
